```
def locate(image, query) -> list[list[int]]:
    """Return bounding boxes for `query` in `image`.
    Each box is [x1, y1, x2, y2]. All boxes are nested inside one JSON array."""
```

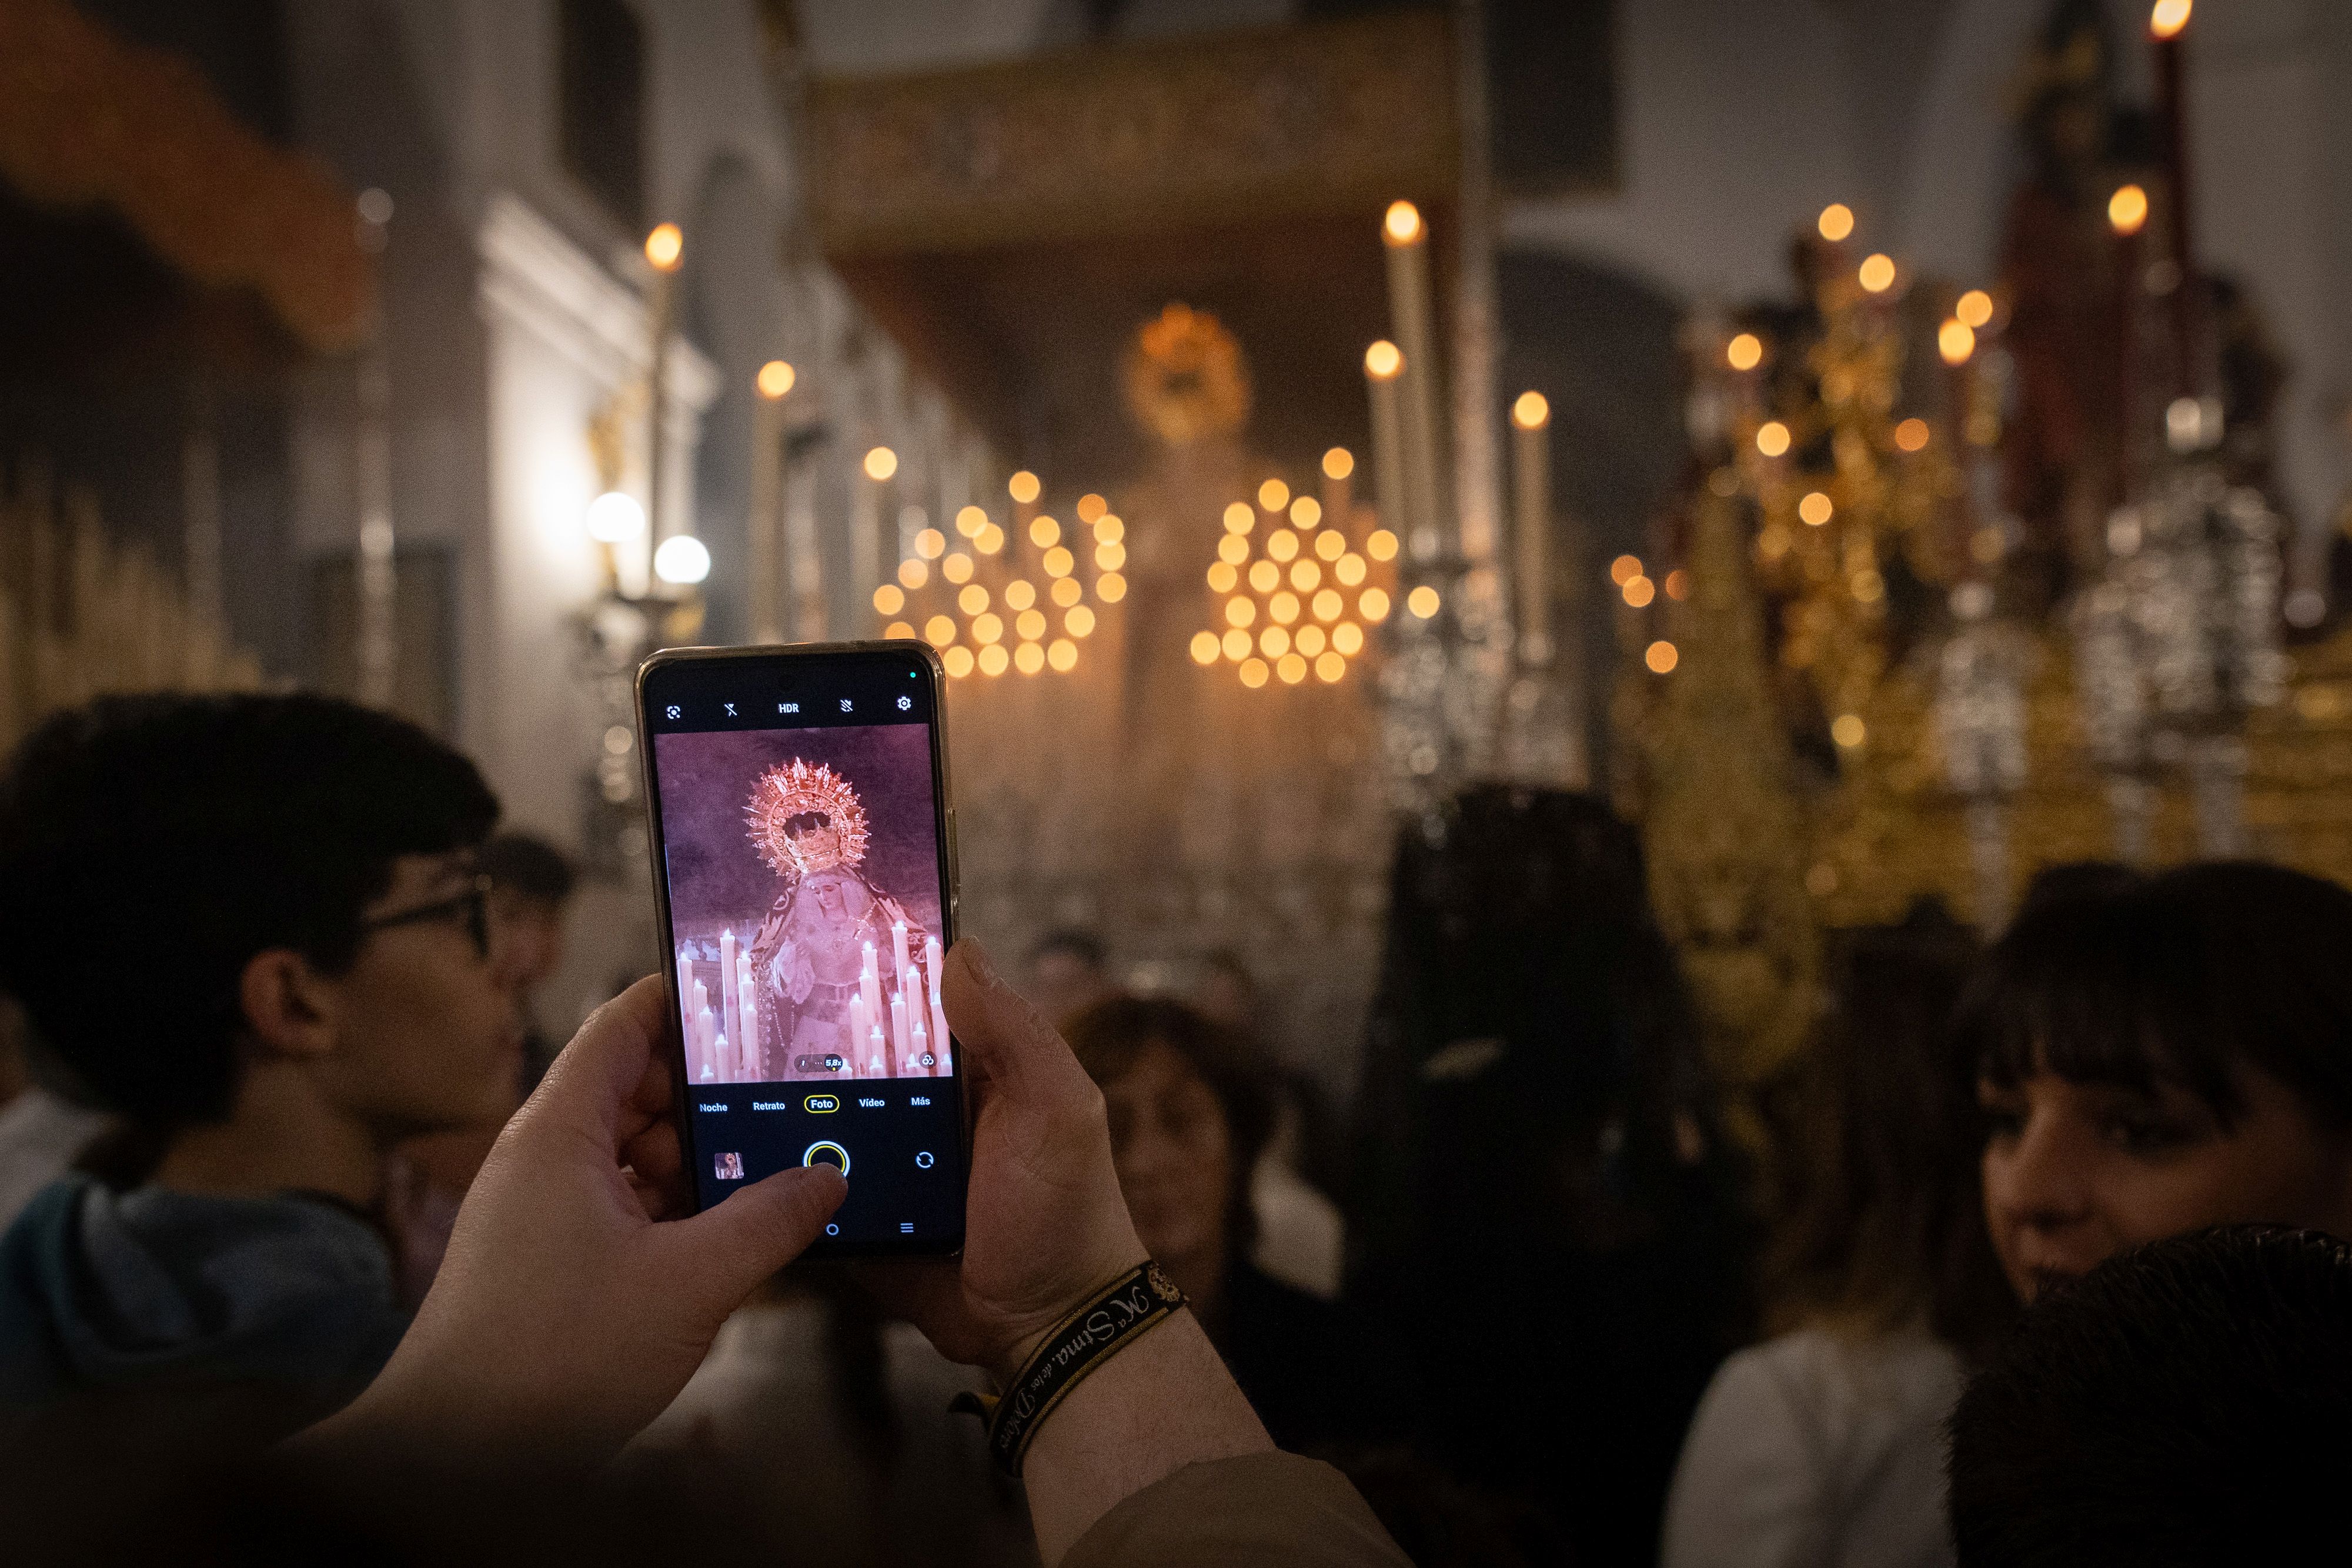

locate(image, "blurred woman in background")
[[1664, 910, 2009, 1568]]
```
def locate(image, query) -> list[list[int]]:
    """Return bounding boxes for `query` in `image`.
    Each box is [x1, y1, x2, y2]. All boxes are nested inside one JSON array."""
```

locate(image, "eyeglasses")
[[357, 872, 493, 959]]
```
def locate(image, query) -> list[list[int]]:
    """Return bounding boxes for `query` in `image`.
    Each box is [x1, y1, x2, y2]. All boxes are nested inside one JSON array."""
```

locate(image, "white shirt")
[[1662, 1326, 1963, 1568], [0, 1088, 105, 1233]]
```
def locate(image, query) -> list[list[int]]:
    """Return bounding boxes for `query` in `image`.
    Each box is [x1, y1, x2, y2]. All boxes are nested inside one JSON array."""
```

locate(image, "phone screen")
[[638, 645, 965, 1255]]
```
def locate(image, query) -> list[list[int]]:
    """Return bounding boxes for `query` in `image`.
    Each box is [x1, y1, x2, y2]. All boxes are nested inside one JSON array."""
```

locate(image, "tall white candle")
[[867, 1023, 887, 1076], [1511, 392, 1553, 663], [719, 929, 739, 1081], [891, 921, 912, 984], [1365, 343, 1408, 553], [859, 941, 886, 1063], [847, 991, 869, 1078], [910, 1014, 929, 1076], [736, 952, 760, 1080], [694, 1000, 717, 1082], [889, 989, 910, 1075], [1382, 202, 1446, 560]]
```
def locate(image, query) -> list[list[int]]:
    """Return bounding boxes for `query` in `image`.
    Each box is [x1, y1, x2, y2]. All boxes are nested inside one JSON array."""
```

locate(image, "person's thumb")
[[943, 940, 1093, 1105], [657, 1162, 846, 1318]]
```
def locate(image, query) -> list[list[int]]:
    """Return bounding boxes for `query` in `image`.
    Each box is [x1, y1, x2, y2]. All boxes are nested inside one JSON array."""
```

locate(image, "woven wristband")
[[950, 1262, 1188, 1477]]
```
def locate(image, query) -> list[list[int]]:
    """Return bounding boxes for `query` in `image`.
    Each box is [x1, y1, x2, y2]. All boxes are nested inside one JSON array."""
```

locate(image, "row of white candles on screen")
[[676, 922, 951, 1084]]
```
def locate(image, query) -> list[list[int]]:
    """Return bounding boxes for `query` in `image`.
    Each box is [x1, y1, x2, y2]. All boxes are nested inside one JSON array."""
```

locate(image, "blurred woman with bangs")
[[1962, 861, 2352, 1305]]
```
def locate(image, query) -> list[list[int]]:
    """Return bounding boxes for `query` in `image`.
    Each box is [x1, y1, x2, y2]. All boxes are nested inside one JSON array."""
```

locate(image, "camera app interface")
[[647, 656, 962, 1246]]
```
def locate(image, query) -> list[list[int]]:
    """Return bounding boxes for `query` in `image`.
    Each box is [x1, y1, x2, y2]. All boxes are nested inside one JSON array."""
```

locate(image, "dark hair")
[[480, 831, 576, 905], [0, 693, 499, 1126], [1028, 927, 1107, 971], [1061, 995, 1272, 1252], [1958, 861, 2352, 1133], [1948, 1225, 2352, 1566], [1767, 912, 2014, 1350]]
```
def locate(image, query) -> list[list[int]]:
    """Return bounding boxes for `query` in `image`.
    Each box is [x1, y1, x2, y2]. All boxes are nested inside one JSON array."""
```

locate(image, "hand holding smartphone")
[[636, 642, 968, 1256]]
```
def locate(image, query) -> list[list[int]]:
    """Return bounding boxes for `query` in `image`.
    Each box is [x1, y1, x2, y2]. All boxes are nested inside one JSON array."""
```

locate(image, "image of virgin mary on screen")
[[656, 726, 949, 1084]]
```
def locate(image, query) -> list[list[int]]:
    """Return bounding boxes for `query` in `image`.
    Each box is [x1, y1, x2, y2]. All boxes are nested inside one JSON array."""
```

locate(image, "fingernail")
[[962, 940, 999, 987]]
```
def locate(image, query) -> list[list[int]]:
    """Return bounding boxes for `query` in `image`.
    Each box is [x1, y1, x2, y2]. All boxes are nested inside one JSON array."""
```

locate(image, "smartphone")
[[636, 641, 966, 1256]]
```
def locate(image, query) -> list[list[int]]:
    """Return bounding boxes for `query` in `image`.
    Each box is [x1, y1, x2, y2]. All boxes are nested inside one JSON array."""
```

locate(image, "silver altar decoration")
[[1935, 580, 2033, 928]]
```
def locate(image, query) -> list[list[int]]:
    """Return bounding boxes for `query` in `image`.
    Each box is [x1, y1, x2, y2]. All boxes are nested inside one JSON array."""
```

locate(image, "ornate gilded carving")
[[806, 11, 1458, 256]]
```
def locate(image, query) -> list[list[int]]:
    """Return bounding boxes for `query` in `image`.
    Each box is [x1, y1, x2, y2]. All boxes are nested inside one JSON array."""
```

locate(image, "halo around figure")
[[745, 760, 870, 876]]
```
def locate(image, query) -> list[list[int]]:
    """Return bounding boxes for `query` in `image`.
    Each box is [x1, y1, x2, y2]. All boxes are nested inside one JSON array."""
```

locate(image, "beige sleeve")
[[1060, 1452, 1411, 1568]]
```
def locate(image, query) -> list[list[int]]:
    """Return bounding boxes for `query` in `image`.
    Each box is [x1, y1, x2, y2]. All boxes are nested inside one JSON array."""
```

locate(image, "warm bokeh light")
[[1895, 417, 1932, 452], [1799, 491, 1835, 526], [1051, 576, 1083, 607], [1512, 390, 1551, 430], [943, 646, 975, 678], [1075, 493, 1108, 523], [1291, 624, 1325, 658], [925, 614, 957, 647], [1832, 713, 1867, 748], [1623, 575, 1656, 609], [1048, 638, 1079, 673], [975, 523, 1006, 555], [943, 553, 974, 584], [1818, 203, 1855, 242], [1365, 340, 1403, 380], [1095, 541, 1127, 571], [863, 446, 898, 482], [1939, 319, 1976, 365], [1267, 529, 1299, 563], [1277, 653, 1308, 685], [586, 490, 646, 543], [1260, 626, 1291, 658], [1029, 515, 1060, 547], [1240, 657, 1269, 688], [1094, 514, 1125, 544], [1291, 560, 1322, 591], [1645, 640, 1679, 674], [1015, 628, 1047, 664], [1312, 589, 1344, 622], [1726, 333, 1764, 372], [1955, 289, 1995, 329], [1367, 529, 1399, 561], [1664, 569, 1689, 601], [1043, 545, 1076, 577], [958, 584, 989, 615], [2150, 0, 2190, 39], [1269, 591, 1301, 626], [1755, 421, 1792, 457], [1311, 531, 1341, 563], [956, 504, 987, 538], [1067, 604, 1097, 637], [1017, 608, 1047, 641], [1852, 569, 1885, 603], [1290, 496, 1322, 528], [1005, 580, 1036, 611], [973, 613, 1005, 645], [1361, 588, 1391, 621], [1406, 585, 1441, 619], [1208, 561, 1239, 593], [898, 559, 928, 589], [1383, 200, 1424, 246], [2108, 183, 2149, 235], [884, 620, 914, 640], [1249, 560, 1280, 593], [1610, 553, 1643, 587], [644, 223, 683, 270], [1259, 478, 1291, 512], [873, 584, 906, 616], [1219, 535, 1251, 567], [915, 527, 946, 559], [978, 644, 1010, 677], [1315, 651, 1346, 684], [1191, 631, 1221, 666], [757, 360, 796, 400], [1096, 572, 1126, 603], [1857, 253, 1897, 293], [1224, 502, 1255, 535], [1335, 553, 1367, 586], [1333, 622, 1365, 656], [1324, 447, 1355, 480], [1218, 627, 1248, 660]]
